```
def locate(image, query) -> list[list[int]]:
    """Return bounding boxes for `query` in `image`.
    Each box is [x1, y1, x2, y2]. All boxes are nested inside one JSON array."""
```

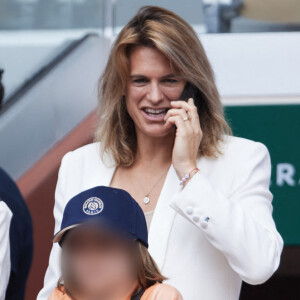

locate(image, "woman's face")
[[125, 46, 186, 138], [62, 225, 136, 297]]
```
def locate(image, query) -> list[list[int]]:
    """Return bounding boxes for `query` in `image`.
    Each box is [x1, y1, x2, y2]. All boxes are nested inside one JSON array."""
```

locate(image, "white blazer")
[[37, 134, 283, 300]]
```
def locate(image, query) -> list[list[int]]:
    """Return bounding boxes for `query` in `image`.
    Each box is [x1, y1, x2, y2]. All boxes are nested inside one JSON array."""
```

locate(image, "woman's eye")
[[163, 79, 177, 84], [133, 79, 147, 84], [131, 78, 178, 85]]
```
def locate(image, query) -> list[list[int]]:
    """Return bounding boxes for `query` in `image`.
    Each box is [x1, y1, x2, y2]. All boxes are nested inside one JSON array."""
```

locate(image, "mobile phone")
[[179, 82, 203, 117], [180, 82, 198, 101]]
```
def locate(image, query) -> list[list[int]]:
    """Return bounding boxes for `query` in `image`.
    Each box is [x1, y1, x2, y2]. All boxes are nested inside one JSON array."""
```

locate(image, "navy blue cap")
[[53, 186, 148, 248]]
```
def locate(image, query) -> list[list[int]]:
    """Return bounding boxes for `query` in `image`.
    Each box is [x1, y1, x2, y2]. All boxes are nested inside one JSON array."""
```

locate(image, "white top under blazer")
[[37, 134, 284, 300]]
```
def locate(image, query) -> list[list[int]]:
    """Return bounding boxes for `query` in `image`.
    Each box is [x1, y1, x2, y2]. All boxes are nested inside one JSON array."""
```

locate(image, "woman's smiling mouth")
[[141, 107, 169, 121]]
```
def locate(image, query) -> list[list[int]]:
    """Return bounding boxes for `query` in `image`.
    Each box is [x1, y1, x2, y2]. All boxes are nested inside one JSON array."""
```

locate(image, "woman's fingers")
[[164, 108, 188, 120], [164, 114, 190, 131], [164, 108, 192, 129], [166, 98, 200, 131]]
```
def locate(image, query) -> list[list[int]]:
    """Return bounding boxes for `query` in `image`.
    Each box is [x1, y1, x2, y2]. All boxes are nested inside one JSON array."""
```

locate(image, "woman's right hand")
[[164, 97, 202, 180]]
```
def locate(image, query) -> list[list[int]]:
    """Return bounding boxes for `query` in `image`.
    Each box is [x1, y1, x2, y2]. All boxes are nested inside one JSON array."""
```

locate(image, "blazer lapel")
[[93, 150, 117, 187], [148, 164, 181, 269]]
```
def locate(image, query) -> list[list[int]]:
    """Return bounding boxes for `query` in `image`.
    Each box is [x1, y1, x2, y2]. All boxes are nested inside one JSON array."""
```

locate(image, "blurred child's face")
[[61, 225, 137, 297]]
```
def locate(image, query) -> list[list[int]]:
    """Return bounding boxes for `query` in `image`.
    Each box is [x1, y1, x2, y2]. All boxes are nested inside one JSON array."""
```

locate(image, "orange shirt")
[[47, 282, 183, 300]]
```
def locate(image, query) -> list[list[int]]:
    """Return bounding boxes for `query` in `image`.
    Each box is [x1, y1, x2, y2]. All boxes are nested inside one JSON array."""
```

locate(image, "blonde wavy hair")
[[94, 5, 232, 167]]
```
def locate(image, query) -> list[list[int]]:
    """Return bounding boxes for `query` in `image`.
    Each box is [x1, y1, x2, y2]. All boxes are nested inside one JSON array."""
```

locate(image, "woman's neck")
[[134, 129, 175, 168]]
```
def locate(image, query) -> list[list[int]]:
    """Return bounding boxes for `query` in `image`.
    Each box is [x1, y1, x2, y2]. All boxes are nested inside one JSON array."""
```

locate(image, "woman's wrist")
[[181, 168, 199, 188], [177, 166, 199, 187], [175, 162, 198, 180]]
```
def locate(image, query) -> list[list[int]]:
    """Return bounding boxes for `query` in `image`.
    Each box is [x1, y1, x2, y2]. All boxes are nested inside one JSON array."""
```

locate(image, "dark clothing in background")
[[0, 167, 33, 300]]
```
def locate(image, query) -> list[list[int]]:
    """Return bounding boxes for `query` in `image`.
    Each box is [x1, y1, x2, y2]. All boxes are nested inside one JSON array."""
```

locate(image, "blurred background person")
[[0, 167, 33, 300]]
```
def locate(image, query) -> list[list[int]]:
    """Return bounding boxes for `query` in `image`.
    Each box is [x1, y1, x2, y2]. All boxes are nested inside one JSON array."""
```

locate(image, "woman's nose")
[[147, 82, 163, 103]]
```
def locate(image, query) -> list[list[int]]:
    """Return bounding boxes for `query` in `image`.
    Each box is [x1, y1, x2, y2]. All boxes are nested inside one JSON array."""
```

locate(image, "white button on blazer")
[[37, 134, 283, 300]]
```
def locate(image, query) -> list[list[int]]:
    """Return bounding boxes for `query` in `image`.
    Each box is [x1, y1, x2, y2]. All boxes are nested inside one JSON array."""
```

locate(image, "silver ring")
[[183, 116, 189, 121]]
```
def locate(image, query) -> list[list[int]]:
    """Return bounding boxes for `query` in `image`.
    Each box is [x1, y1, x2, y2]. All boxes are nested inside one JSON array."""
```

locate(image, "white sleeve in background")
[[37, 151, 73, 300], [170, 142, 284, 285], [0, 201, 13, 300]]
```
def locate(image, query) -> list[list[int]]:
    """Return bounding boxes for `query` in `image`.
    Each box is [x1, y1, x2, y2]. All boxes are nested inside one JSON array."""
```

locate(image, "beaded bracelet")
[[179, 167, 199, 186]]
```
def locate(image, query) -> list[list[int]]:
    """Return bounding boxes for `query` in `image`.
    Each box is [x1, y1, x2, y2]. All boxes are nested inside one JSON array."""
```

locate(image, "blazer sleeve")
[[169, 141, 284, 285], [0, 201, 12, 300], [37, 151, 73, 300]]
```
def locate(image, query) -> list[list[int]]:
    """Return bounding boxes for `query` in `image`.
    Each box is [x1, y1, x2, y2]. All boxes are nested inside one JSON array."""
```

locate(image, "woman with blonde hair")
[[38, 5, 283, 300]]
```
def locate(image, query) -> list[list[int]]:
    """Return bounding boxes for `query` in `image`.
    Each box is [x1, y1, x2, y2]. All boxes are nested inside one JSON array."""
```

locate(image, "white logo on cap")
[[82, 197, 104, 215]]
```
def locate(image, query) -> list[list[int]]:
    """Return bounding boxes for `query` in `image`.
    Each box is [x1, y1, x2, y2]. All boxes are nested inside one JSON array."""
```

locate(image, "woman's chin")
[[141, 124, 174, 138]]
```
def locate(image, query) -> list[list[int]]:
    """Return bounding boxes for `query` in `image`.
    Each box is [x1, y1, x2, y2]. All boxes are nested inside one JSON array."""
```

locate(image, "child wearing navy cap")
[[47, 186, 182, 300]]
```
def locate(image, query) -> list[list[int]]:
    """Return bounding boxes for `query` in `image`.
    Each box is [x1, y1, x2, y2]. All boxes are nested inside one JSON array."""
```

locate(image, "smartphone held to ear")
[[180, 82, 198, 101]]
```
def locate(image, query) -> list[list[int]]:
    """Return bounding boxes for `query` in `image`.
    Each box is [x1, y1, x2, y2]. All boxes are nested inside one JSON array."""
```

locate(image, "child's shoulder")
[[47, 287, 72, 300], [142, 283, 183, 300]]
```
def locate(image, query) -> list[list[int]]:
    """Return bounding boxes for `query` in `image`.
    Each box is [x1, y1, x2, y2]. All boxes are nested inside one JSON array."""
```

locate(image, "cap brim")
[[53, 220, 148, 248], [52, 224, 81, 243]]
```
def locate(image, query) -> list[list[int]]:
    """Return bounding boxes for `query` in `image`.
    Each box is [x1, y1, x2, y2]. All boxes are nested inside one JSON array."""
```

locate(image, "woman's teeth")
[[144, 108, 167, 116]]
